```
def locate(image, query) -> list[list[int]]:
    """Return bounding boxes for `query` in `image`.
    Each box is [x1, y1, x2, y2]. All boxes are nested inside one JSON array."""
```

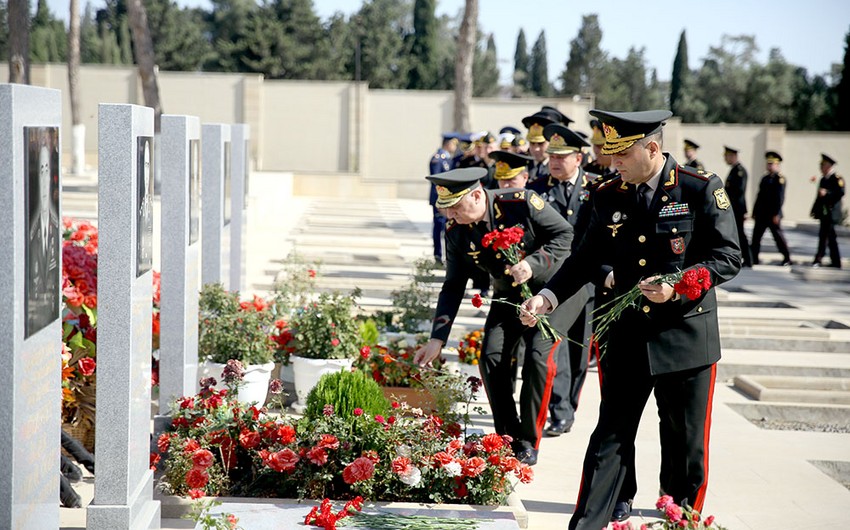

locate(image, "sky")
[[48, 0, 850, 86]]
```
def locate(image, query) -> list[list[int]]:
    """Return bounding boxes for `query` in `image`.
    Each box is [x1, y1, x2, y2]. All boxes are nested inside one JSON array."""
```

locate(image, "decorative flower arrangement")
[[592, 266, 713, 356], [156, 376, 532, 507], [479, 227, 560, 340], [198, 283, 275, 366], [354, 337, 443, 388], [458, 328, 484, 366], [287, 290, 362, 360], [610, 495, 726, 530]]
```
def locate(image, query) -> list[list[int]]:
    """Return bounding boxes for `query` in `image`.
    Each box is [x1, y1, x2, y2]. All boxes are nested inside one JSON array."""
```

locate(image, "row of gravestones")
[[0, 83, 251, 529]]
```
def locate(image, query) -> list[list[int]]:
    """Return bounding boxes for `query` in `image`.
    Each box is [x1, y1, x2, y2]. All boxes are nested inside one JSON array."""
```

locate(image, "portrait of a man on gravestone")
[[137, 136, 154, 276], [24, 126, 60, 338], [224, 140, 232, 226], [189, 138, 200, 245]]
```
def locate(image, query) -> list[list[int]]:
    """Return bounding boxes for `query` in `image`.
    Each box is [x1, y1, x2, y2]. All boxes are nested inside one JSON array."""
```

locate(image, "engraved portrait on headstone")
[[223, 140, 231, 226], [189, 138, 200, 245], [24, 126, 60, 338], [137, 136, 154, 276]]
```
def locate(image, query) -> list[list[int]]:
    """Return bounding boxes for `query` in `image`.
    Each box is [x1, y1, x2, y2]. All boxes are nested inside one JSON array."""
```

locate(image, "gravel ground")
[[746, 417, 850, 433]]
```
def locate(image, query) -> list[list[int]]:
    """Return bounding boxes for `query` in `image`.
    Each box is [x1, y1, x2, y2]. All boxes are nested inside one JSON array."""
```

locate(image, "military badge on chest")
[[607, 211, 628, 237], [670, 236, 685, 254]]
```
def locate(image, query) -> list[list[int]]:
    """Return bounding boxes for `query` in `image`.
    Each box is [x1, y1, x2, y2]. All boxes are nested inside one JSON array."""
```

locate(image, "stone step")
[[720, 336, 850, 353], [733, 374, 850, 405]]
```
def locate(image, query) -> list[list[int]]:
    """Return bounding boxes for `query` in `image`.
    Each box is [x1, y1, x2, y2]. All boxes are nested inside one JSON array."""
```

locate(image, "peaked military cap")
[[765, 151, 783, 163], [589, 109, 673, 155], [441, 132, 459, 142], [521, 112, 555, 143], [543, 124, 589, 155], [426, 167, 487, 208], [589, 119, 606, 146], [723, 145, 739, 155], [499, 125, 522, 135], [541, 105, 574, 126], [490, 151, 532, 180], [512, 135, 528, 148], [684, 138, 700, 150], [473, 132, 496, 146], [822, 153, 837, 165], [499, 132, 516, 150]]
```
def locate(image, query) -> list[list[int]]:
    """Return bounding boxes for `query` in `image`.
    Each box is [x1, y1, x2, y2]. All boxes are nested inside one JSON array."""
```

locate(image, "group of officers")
[[417, 105, 749, 530]]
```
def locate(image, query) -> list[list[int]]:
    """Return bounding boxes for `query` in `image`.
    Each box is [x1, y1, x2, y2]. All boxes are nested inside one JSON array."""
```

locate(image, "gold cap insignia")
[[546, 133, 579, 155], [494, 161, 525, 180], [527, 123, 545, 143], [600, 123, 646, 155]]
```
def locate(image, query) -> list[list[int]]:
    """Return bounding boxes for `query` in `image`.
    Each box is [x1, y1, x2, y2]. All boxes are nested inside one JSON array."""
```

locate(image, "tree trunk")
[[125, 0, 162, 132], [453, 0, 477, 132], [68, 0, 85, 173], [8, 0, 30, 84]]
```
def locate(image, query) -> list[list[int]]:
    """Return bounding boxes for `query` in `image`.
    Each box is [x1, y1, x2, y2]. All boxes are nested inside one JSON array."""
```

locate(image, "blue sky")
[[48, 0, 850, 85]]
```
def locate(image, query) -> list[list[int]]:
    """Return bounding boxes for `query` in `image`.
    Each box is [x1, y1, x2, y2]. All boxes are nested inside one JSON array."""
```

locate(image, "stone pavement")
[[60, 173, 850, 529]]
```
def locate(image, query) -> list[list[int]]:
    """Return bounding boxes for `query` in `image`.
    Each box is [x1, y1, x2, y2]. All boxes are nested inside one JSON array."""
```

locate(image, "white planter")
[[291, 355, 354, 408], [199, 360, 275, 406]]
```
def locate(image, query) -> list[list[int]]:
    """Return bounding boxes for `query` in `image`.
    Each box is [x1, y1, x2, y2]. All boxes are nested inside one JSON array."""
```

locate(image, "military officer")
[[583, 119, 617, 180], [522, 112, 555, 184], [490, 150, 532, 189], [414, 167, 575, 466], [521, 109, 742, 530], [429, 133, 459, 265], [683, 139, 704, 170], [811, 153, 845, 268], [751, 151, 792, 266], [723, 146, 752, 267]]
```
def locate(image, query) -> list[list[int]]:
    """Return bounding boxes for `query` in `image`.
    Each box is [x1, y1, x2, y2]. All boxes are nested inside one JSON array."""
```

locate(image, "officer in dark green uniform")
[[751, 151, 791, 266], [414, 167, 574, 466], [723, 146, 752, 267], [811, 153, 845, 268], [683, 139, 704, 170], [584, 119, 617, 180], [521, 109, 742, 530], [522, 112, 555, 184]]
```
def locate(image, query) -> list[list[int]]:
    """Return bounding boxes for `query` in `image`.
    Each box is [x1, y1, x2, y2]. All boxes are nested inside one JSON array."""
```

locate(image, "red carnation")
[[306, 446, 328, 466], [481, 433, 504, 452], [191, 448, 214, 468], [239, 429, 260, 449], [463, 456, 486, 477], [156, 433, 172, 453], [188, 488, 204, 500], [471, 293, 484, 308], [317, 434, 339, 450], [268, 448, 300, 473], [342, 456, 375, 484], [185, 467, 209, 489], [392, 456, 412, 474]]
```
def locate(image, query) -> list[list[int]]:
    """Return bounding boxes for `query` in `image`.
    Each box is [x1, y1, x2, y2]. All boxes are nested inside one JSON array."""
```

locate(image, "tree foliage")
[[559, 14, 607, 96], [472, 32, 499, 96], [835, 27, 850, 131], [407, 0, 437, 89], [513, 28, 529, 95], [30, 0, 66, 62], [670, 30, 688, 117], [529, 29, 550, 96]]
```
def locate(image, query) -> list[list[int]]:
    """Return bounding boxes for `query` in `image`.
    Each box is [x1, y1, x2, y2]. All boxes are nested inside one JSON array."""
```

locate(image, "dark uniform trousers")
[[540, 156, 741, 530], [431, 188, 574, 452], [751, 172, 790, 264]]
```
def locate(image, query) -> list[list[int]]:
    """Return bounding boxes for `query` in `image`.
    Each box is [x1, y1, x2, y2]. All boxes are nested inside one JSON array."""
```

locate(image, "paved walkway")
[[60, 173, 850, 529]]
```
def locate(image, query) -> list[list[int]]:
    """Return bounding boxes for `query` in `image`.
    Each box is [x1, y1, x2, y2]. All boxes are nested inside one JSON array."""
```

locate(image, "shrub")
[[304, 370, 390, 420], [198, 283, 275, 366], [289, 290, 362, 360]]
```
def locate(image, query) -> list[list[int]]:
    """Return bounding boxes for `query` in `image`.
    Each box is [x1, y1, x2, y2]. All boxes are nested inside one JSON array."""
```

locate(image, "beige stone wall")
[[7, 63, 849, 222]]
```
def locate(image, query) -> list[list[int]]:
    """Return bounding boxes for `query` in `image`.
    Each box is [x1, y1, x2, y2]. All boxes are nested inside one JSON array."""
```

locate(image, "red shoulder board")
[[597, 176, 624, 193], [446, 219, 457, 231], [678, 165, 713, 181]]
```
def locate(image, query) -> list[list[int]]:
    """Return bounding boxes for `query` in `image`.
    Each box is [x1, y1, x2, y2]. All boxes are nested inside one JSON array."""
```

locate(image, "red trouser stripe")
[[692, 363, 716, 512], [534, 338, 560, 450], [590, 334, 603, 389]]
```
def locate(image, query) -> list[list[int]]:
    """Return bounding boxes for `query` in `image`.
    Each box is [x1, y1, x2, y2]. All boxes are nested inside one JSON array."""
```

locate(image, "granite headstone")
[[201, 124, 232, 289]]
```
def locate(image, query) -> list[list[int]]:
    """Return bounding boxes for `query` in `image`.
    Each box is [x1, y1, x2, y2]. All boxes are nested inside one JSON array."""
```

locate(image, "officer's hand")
[[414, 338, 444, 366], [772, 215, 781, 225], [509, 260, 533, 285], [520, 295, 551, 326], [639, 276, 675, 304], [819, 188, 827, 197]]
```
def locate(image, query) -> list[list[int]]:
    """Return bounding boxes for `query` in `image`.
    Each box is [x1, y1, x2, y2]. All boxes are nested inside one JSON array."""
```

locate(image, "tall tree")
[[835, 27, 850, 131], [125, 0, 163, 130], [472, 32, 498, 96], [692, 34, 759, 123], [8, 0, 30, 82], [145, 0, 211, 71], [453, 0, 476, 132], [354, 0, 411, 89], [69, 0, 84, 173], [598, 47, 656, 110], [79, 2, 102, 63], [529, 29, 550, 96], [670, 30, 688, 116], [408, 0, 437, 89], [30, 0, 67, 62], [0, 0, 8, 60], [558, 14, 607, 96], [207, 0, 254, 72], [513, 28, 529, 95]]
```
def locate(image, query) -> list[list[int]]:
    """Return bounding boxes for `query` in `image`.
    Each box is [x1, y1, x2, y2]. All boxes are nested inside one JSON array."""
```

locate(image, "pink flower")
[[306, 446, 328, 466], [353, 407, 363, 416], [331, 338, 340, 347], [77, 357, 96, 376], [665, 502, 683, 523], [342, 456, 375, 484], [656, 495, 674, 510]]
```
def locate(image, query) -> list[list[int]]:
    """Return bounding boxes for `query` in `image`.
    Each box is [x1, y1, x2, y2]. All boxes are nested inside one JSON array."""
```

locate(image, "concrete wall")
[[8, 63, 849, 222]]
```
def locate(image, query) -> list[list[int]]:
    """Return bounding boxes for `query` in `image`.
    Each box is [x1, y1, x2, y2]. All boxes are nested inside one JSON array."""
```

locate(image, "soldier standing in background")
[[683, 139, 704, 170], [429, 133, 458, 266], [522, 111, 555, 184], [723, 146, 752, 267], [811, 153, 845, 268], [751, 151, 792, 266]]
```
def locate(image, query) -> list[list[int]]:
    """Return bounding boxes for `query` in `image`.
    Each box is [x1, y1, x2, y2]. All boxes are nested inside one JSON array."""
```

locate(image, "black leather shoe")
[[515, 448, 538, 466], [544, 419, 572, 437], [611, 500, 632, 522]]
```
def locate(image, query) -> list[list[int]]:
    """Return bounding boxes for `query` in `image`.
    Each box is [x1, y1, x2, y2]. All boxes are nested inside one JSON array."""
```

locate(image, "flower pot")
[[199, 360, 275, 406], [291, 355, 353, 408], [381, 386, 438, 413]]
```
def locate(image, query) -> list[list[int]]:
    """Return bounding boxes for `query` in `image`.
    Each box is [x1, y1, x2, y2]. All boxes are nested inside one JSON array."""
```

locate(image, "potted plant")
[[287, 289, 362, 407], [198, 283, 276, 405]]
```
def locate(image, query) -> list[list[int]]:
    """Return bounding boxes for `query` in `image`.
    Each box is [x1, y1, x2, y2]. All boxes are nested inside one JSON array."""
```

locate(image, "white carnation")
[[395, 444, 411, 458], [443, 461, 462, 477], [399, 466, 421, 487]]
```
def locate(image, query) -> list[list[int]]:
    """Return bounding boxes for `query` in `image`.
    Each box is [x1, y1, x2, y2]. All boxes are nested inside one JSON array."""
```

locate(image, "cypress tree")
[[670, 30, 688, 116], [530, 29, 550, 96], [408, 0, 437, 89], [513, 28, 529, 94], [834, 27, 850, 131]]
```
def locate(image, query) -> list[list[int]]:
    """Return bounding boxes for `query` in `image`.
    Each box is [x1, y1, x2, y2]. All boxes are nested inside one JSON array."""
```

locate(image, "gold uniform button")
[[567, 209, 574, 215], [672, 227, 678, 234], [642, 305, 650, 313], [638, 235, 646, 243], [498, 224, 505, 229], [495, 253, 501, 259], [639, 259, 647, 266]]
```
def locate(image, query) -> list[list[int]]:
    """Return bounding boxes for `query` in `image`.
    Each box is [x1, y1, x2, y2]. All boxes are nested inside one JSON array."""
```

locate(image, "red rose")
[[471, 293, 484, 308], [191, 449, 214, 468], [462, 456, 486, 477], [353, 407, 363, 416], [77, 357, 96, 376], [359, 345, 371, 359], [317, 434, 339, 450], [342, 456, 375, 484], [665, 503, 683, 523], [481, 433, 504, 452], [185, 467, 209, 489], [331, 338, 340, 347], [239, 429, 260, 449], [306, 447, 328, 466], [268, 448, 300, 473]]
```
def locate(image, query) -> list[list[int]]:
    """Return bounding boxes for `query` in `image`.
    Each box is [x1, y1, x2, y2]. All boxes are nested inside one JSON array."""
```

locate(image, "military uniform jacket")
[[753, 172, 786, 219], [810, 172, 845, 224], [430, 189, 573, 344], [528, 169, 595, 249], [528, 159, 550, 183], [685, 158, 704, 171], [724, 162, 748, 215], [429, 148, 453, 206], [544, 154, 742, 375]]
